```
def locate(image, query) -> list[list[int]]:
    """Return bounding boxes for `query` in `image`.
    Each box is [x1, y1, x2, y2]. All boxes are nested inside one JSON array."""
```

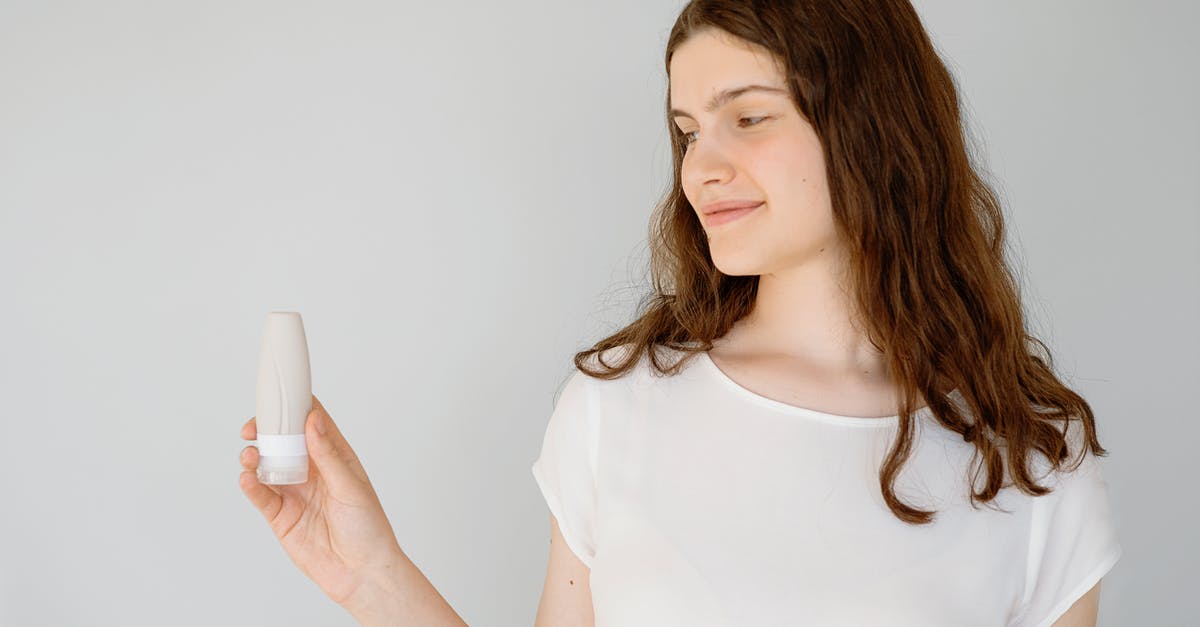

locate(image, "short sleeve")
[[531, 368, 600, 569], [1011, 421, 1123, 627]]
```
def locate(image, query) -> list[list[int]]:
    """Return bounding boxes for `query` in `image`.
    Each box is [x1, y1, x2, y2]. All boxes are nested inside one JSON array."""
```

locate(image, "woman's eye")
[[681, 116, 770, 147]]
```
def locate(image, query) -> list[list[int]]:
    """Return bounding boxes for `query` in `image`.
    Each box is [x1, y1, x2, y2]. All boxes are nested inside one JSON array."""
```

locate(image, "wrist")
[[342, 545, 466, 627], [341, 546, 407, 625]]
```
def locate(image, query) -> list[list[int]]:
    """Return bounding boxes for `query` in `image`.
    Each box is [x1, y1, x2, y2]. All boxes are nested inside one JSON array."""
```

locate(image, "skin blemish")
[[569, 579, 575, 586]]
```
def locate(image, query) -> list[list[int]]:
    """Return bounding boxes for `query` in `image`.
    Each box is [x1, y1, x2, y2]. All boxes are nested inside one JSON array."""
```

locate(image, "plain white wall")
[[0, 1, 1194, 624]]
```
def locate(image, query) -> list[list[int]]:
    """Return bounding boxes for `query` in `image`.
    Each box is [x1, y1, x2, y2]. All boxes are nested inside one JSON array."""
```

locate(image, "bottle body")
[[255, 311, 312, 485]]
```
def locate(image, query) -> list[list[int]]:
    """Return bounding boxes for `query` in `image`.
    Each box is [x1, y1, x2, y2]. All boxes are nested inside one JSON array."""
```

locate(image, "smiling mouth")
[[705, 202, 763, 227]]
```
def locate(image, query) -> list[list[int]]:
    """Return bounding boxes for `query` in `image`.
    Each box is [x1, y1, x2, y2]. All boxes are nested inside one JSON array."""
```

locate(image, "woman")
[[238, 1, 1122, 625]]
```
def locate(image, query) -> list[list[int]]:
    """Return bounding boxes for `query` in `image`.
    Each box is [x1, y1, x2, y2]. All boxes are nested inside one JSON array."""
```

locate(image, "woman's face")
[[669, 28, 839, 277]]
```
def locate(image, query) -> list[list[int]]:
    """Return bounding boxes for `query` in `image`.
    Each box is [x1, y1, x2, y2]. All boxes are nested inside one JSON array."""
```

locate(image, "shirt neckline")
[[697, 349, 932, 427]]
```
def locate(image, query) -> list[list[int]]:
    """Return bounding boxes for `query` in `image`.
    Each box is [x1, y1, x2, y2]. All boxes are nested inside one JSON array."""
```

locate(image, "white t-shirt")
[[531, 345, 1122, 626]]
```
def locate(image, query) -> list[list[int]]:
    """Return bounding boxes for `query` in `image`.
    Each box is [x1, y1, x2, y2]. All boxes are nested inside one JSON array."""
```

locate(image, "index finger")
[[241, 417, 256, 440]]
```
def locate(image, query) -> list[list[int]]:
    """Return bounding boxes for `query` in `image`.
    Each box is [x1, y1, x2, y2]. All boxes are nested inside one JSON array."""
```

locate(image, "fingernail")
[[315, 412, 327, 435]]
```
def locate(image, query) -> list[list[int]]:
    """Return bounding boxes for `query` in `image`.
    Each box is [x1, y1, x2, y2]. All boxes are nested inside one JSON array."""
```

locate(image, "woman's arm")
[[1049, 580, 1102, 627], [535, 514, 595, 626], [343, 548, 469, 627]]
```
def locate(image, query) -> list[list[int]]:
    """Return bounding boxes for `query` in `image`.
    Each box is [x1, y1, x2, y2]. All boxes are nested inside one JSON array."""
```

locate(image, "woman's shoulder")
[[571, 342, 704, 402]]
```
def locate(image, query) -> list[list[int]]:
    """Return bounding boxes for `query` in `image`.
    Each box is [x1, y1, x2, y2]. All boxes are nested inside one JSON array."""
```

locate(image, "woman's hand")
[[238, 395, 405, 613]]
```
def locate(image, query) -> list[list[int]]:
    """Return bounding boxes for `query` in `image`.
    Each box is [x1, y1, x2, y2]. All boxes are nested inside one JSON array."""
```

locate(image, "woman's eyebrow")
[[670, 84, 788, 120]]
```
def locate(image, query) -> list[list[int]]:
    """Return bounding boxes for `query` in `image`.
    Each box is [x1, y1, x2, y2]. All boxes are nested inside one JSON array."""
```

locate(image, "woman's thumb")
[[306, 395, 370, 487]]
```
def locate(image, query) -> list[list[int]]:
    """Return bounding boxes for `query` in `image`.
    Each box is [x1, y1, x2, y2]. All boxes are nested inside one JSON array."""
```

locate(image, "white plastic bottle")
[[254, 311, 312, 485]]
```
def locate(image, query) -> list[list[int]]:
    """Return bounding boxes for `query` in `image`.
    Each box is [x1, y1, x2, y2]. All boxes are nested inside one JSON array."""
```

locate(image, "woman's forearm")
[[343, 547, 469, 627]]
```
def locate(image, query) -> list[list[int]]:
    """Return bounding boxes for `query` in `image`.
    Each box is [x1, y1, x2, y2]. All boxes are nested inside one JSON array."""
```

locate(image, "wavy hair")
[[572, 0, 1108, 525]]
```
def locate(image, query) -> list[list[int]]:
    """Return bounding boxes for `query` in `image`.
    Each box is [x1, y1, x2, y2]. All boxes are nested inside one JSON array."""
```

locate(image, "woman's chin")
[[709, 254, 767, 277]]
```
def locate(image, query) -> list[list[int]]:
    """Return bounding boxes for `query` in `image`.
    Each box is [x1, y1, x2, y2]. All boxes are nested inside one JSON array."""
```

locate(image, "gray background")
[[1, 0, 1194, 624]]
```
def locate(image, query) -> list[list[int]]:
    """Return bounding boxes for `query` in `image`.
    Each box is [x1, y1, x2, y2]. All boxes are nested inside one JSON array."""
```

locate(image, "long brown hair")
[[572, 0, 1108, 525]]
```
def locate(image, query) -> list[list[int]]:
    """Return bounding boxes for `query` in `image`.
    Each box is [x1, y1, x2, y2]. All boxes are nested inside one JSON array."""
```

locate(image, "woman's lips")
[[705, 201, 763, 227]]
